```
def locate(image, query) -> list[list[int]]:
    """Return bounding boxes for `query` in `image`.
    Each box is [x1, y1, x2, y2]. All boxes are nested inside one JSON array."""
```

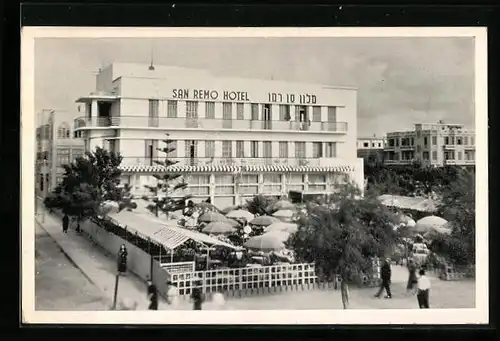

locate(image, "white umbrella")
[[273, 209, 295, 218], [244, 234, 286, 251], [202, 221, 236, 235], [265, 222, 298, 234], [250, 215, 280, 226], [262, 230, 290, 242], [413, 216, 448, 234], [226, 209, 254, 221]]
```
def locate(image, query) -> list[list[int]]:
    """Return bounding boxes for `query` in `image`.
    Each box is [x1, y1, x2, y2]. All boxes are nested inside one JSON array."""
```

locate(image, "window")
[[363, 142, 369, 148], [295, 106, 308, 122], [263, 141, 272, 159], [295, 142, 306, 158], [279, 141, 288, 158], [471, 137, 475, 145], [241, 174, 258, 184], [223, 102, 232, 119], [56, 148, 70, 166], [205, 102, 215, 119], [464, 136, 468, 145], [236, 141, 244, 158], [388, 139, 395, 147], [264, 174, 281, 183], [222, 141, 232, 158], [457, 137, 462, 145], [432, 151, 437, 160], [417, 145, 421, 153], [279, 105, 291, 121], [312, 142, 323, 158], [312, 106, 321, 122], [236, 103, 244, 120], [423, 151, 429, 160], [309, 174, 326, 183], [185, 140, 198, 162], [289, 174, 305, 183], [186, 101, 198, 118], [72, 149, 84, 161], [444, 136, 449, 145], [145, 140, 159, 160], [327, 106, 337, 122], [148, 99, 159, 127], [325, 142, 336, 157], [215, 175, 234, 185], [458, 151, 463, 160], [378, 143, 382, 147], [167, 140, 177, 158], [251, 103, 259, 120], [250, 141, 259, 158], [371, 143, 375, 148], [395, 139, 399, 147], [167, 100, 177, 118], [57, 123, 70, 139], [432, 136, 437, 145], [205, 141, 215, 158]]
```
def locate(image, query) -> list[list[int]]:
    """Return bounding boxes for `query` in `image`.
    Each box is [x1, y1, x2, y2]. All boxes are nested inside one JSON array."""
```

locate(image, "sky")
[[34, 37, 475, 137]]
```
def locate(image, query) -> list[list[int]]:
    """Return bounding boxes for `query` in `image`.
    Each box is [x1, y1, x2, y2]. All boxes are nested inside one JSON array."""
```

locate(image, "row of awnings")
[[119, 164, 355, 173]]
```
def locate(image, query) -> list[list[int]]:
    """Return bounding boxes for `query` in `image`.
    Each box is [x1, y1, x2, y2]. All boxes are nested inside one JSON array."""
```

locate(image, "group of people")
[[61, 213, 81, 233], [374, 257, 431, 309], [146, 278, 225, 311]]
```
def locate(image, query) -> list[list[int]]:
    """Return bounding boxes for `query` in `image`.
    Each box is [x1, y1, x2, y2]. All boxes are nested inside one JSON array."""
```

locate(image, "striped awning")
[[119, 164, 241, 173], [243, 164, 354, 173], [120, 163, 354, 174]]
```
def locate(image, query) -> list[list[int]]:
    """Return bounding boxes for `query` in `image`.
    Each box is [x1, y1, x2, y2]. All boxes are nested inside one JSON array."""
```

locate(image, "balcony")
[[384, 159, 414, 165], [464, 145, 475, 150], [399, 145, 415, 150], [444, 159, 457, 165], [74, 116, 348, 133], [120, 157, 322, 167], [443, 144, 456, 150]]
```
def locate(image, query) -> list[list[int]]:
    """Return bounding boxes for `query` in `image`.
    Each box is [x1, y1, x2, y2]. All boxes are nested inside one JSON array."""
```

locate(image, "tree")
[[434, 167, 475, 266], [142, 134, 192, 217], [44, 147, 135, 222], [288, 182, 398, 309], [245, 194, 277, 216]]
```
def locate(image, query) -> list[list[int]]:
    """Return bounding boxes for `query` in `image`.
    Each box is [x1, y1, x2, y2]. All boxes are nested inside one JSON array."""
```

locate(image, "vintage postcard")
[[21, 27, 488, 325]]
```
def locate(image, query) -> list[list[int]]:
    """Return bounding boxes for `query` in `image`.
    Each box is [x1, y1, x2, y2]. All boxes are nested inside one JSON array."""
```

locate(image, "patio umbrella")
[[226, 209, 254, 221], [221, 205, 240, 215], [412, 216, 448, 234], [199, 211, 227, 223], [265, 222, 298, 234], [270, 200, 296, 211], [195, 202, 221, 214], [250, 215, 280, 227], [244, 234, 286, 252], [202, 221, 236, 235], [223, 218, 241, 227], [272, 209, 295, 218], [262, 230, 291, 242]]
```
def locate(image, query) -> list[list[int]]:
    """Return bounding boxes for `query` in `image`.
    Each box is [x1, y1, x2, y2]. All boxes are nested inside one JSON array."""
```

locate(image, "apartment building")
[[357, 136, 386, 165], [384, 122, 475, 167], [73, 62, 364, 208], [35, 109, 85, 197]]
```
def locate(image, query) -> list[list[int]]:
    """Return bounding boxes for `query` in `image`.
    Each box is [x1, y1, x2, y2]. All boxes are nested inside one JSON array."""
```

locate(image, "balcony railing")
[[74, 116, 348, 133], [120, 157, 322, 167], [443, 144, 456, 150], [384, 159, 414, 165], [444, 159, 457, 165], [464, 145, 476, 150]]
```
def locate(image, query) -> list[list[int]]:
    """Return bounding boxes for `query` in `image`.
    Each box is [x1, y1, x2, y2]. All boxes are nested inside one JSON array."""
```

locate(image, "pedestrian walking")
[[146, 278, 158, 310], [375, 257, 392, 299], [118, 244, 128, 274], [166, 281, 179, 308], [191, 280, 205, 310], [416, 269, 431, 308], [406, 259, 418, 293], [62, 213, 69, 233]]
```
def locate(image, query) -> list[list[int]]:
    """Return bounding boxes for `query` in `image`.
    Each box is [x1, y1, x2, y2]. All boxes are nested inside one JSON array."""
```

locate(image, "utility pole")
[[112, 273, 120, 310]]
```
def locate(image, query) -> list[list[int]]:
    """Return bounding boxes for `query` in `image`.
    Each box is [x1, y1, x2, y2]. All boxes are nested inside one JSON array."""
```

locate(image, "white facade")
[[384, 122, 476, 167], [74, 62, 364, 208]]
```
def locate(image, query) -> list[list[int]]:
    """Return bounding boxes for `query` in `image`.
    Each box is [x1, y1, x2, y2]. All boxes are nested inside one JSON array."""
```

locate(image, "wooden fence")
[[169, 263, 318, 297]]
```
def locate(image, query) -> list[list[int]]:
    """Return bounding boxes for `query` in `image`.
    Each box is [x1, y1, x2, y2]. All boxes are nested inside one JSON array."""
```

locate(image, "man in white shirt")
[[416, 269, 431, 308], [166, 281, 179, 309]]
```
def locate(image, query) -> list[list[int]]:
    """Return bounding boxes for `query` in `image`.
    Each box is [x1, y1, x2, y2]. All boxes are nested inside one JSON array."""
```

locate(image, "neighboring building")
[[357, 136, 386, 165], [35, 109, 85, 197], [73, 62, 364, 208], [384, 122, 475, 167]]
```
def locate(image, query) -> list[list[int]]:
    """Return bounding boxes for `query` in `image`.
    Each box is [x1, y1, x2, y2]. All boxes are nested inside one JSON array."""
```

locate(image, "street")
[[35, 222, 108, 310]]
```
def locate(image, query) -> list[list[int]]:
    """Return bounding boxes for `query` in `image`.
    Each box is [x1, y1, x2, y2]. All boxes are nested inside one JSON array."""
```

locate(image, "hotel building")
[[357, 136, 386, 166], [384, 122, 475, 167], [73, 62, 364, 209], [35, 109, 85, 197]]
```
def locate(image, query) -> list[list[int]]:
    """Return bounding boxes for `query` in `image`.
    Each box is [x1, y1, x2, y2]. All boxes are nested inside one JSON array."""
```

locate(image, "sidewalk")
[[36, 209, 191, 310]]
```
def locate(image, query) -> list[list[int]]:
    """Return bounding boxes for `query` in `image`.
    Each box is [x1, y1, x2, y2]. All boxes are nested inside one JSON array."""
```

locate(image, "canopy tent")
[[107, 210, 240, 256], [378, 194, 438, 213]]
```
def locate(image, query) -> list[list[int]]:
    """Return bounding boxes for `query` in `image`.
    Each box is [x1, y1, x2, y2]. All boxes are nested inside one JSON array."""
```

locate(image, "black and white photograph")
[[21, 27, 488, 324]]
